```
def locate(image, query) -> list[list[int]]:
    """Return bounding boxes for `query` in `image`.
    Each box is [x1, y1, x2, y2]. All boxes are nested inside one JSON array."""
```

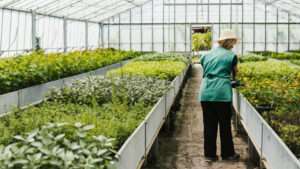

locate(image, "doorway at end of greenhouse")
[[191, 26, 212, 62]]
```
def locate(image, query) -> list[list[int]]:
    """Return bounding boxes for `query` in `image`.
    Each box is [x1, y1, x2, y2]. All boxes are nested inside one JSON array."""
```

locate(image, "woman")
[[198, 30, 240, 162]]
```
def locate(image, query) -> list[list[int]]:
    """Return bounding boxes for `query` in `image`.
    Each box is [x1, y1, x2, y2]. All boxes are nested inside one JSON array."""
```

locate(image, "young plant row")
[[0, 53, 188, 168], [109, 53, 188, 80], [251, 51, 300, 60], [239, 53, 267, 63], [0, 48, 142, 94], [238, 60, 300, 157]]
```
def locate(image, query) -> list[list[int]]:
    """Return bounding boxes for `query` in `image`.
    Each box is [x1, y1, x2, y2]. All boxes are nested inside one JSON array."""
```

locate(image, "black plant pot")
[[255, 104, 274, 112], [255, 104, 274, 123]]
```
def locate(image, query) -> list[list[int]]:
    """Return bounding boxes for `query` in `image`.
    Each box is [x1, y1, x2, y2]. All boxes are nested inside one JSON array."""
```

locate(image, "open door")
[[191, 25, 212, 57]]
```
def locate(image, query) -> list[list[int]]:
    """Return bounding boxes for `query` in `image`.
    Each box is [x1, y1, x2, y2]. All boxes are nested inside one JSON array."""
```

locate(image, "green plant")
[[192, 32, 212, 51], [0, 101, 151, 147], [134, 53, 189, 64], [290, 59, 300, 66], [250, 51, 300, 60], [48, 76, 170, 107], [108, 61, 186, 80], [0, 122, 117, 169], [0, 48, 142, 94], [239, 60, 300, 157], [0, 52, 189, 166], [239, 54, 267, 63]]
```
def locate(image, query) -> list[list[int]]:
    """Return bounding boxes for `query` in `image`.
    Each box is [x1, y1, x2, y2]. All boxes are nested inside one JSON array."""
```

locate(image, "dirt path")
[[144, 64, 253, 169]]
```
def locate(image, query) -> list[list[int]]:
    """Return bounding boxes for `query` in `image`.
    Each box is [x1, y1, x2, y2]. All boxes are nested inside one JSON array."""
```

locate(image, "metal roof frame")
[[0, 0, 151, 23]]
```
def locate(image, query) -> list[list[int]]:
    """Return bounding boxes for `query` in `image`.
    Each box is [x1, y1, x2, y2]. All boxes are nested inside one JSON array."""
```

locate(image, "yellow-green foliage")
[[239, 60, 300, 157], [0, 48, 141, 94], [192, 32, 212, 51], [108, 61, 186, 80]]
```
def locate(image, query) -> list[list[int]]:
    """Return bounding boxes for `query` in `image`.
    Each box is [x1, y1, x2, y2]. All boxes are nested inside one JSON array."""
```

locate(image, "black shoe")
[[205, 156, 219, 162], [222, 154, 240, 161]]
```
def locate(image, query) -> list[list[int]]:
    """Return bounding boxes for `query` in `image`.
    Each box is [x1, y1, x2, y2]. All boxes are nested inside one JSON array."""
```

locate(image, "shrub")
[[0, 48, 142, 94]]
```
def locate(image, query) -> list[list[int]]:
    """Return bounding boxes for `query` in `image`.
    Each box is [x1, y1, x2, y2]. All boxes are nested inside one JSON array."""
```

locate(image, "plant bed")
[[250, 51, 300, 60], [0, 59, 134, 116], [0, 53, 190, 168], [0, 48, 142, 94], [239, 53, 267, 63], [238, 60, 300, 158]]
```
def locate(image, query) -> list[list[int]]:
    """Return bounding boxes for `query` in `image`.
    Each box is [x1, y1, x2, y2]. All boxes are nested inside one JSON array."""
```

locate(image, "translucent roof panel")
[[0, 0, 151, 22], [263, 0, 300, 19]]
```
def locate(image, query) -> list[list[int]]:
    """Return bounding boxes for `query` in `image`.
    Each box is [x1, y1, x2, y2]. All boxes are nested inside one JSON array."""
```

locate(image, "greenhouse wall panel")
[[0, 0, 300, 56]]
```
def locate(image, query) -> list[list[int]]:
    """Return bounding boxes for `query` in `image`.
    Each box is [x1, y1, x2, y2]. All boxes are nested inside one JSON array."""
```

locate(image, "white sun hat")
[[218, 30, 239, 42]]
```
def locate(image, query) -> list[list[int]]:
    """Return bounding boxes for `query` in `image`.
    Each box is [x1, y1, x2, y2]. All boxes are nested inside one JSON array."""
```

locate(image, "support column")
[[264, 3, 267, 51], [163, 0, 165, 52], [218, 0, 221, 36], [63, 17, 68, 53], [118, 14, 121, 50], [141, 6, 143, 51], [276, 9, 279, 53], [241, 0, 244, 55], [152, 0, 154, 51], [185, 0, 187, 52], [174, 0, 176, 51], [288, 12, 290, 51], [253, 0, 255, 51], [31, 10, 37, 51], [108, 20, 110, 48], [99, 22, 104, 48], [196, 0, 199, 22], [85, 21, 88, 50], [230, 0, 232, 29], [129, 10, 132, 50], [207, 0, 210, 23]]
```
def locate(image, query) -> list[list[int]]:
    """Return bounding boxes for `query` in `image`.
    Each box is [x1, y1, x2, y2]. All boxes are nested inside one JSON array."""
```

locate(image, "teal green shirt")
[[199, 47, 235, 102]]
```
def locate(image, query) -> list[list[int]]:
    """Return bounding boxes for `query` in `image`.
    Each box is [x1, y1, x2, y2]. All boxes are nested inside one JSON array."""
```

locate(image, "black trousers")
[[201, 101, 235, 158]]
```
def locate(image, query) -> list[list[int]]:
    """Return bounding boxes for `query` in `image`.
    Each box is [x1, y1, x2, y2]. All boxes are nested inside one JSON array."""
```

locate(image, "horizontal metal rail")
[[233, 90, 300, 169], [102, 22, 300, 25]]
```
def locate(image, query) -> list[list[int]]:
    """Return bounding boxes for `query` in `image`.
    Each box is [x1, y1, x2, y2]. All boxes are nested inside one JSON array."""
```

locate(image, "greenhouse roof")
[[0, 0, 300, 22], [0, 0, 150, 22], [263, 0, 300, 17]]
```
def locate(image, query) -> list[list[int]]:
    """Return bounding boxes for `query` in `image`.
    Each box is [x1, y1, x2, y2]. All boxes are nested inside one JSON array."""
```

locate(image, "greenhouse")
[[0, 0, 299, 169]]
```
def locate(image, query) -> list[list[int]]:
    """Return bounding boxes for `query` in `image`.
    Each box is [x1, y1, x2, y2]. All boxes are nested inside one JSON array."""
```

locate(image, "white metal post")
[[288, 12, 290, 51], [31, 10, 37, 51], [118, 14, 121, 50], [63, 17, 68, 53], [163, 0, 165, 52], [85, 21, 88, 50], [100, 23, 104, 48]]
